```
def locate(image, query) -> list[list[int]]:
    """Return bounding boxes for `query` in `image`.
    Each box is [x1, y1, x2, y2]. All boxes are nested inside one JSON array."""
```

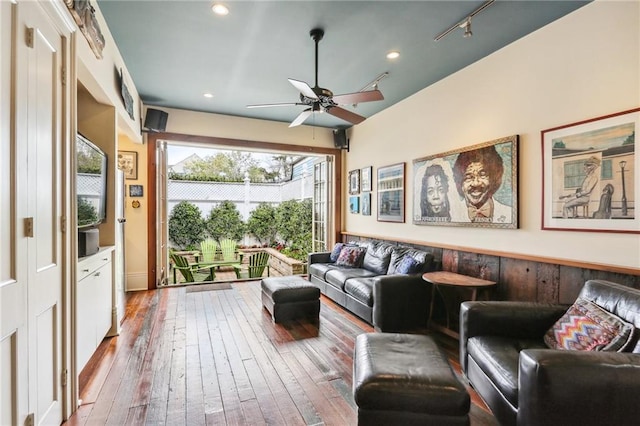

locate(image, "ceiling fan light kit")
[[247, 27, 385, 128]]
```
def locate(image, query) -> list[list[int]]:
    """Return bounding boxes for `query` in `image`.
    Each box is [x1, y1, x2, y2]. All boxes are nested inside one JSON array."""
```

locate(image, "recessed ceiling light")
[[386, 51, 400, 60], [211, 3, 229, 16], [204, 93, 214, 98]]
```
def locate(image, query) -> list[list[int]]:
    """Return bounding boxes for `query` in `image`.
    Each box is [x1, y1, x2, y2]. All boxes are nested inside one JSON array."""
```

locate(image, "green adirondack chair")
[[234, 251, 270, 279], [199, 238, 219, 265], [219, 238, 240, 262], [171, 252, 215, 284]]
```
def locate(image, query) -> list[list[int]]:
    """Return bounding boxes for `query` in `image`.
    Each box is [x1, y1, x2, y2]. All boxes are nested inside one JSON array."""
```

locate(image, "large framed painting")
[[413, 135, 518, 228], [377, 163, 405, 223], [542, 108, 639, 233]]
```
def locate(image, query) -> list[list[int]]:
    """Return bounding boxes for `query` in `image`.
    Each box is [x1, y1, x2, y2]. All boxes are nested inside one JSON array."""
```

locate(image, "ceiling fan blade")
[[246, 102, 303, 109], [326, 106, 366, 125], [331, 89, 384, 105], [288, 78, 318, 100], [289, 108, 313, 128]]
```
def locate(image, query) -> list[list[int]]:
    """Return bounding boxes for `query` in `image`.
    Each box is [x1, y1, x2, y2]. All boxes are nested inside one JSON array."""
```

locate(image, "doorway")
[[146, 133, 342, 289]]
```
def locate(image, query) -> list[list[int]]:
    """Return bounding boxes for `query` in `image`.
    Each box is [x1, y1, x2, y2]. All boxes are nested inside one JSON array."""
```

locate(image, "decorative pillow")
[[335, 246, 366, 268], [395, 255, 419, 275], [330, 243, 345, 262], [544, 297, 635, 352]]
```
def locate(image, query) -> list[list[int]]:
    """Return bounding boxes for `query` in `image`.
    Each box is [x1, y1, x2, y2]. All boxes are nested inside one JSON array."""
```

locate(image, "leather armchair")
[[460, 279, 640, 426]]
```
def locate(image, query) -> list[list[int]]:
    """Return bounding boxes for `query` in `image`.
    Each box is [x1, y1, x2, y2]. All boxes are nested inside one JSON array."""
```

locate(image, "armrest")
[[372, 274, 431, 332], [308, 251, 331, 265], [460, 301, 567, 373], [519, 349, 640, 426]]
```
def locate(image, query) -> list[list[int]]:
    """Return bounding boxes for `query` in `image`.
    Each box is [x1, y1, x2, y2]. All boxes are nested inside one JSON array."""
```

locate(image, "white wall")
[[346, 1, 640, 269], [153, 106, 334, 148]]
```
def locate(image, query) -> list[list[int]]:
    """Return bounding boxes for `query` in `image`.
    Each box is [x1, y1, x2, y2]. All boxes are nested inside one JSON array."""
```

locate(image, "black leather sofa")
[[460, 279, 640, 426], [308, 241, 437, 332]]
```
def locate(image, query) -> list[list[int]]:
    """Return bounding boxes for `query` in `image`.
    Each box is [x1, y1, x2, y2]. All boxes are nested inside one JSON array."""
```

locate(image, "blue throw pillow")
[[330, 243, 344, 262], [395, 255, 419, 275]]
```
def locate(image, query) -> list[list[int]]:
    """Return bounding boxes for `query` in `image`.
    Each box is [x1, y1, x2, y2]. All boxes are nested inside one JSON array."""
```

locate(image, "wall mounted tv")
[[77, 133, 107, 228]]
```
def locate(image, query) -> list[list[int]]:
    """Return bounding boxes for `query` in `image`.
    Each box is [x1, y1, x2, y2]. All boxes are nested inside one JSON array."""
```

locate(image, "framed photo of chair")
[[542, 107, 639, 233]]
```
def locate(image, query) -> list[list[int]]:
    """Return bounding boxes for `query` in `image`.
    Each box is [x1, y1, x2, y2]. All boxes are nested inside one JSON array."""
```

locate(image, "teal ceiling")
[[98, 1, 590, 128]]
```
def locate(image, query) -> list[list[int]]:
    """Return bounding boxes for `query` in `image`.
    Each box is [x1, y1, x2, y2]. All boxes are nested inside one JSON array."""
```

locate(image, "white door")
[[156, 140, 169, 286], [0, 3, 28, 425], [15, 2, 65, 424]]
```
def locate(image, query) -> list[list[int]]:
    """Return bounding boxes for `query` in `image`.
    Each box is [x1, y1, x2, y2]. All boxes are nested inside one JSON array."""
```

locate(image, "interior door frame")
[[145, 132, 343, 290]]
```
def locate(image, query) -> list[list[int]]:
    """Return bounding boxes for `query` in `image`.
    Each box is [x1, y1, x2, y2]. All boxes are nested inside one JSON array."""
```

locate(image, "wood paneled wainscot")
[[77, 247, 115, 372]]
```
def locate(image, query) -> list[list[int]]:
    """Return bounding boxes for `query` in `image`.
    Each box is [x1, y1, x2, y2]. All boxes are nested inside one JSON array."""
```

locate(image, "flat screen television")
[[76, 133, 107, 228]]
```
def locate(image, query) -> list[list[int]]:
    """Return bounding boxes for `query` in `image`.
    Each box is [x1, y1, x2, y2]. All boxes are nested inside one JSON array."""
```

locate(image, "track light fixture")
[[460, 17, 472, 38], [434, 0, 494, 42]]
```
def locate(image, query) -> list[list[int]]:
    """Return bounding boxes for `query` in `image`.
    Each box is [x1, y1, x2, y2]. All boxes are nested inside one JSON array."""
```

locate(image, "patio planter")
[[258, 247, 307, 276]]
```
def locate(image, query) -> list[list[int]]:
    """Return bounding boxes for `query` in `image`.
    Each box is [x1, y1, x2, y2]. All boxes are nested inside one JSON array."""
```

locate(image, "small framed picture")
[[349, 169, 360, 195], [361, 166, 373, 192], [118, 150, 138, 180], [377, 162, 405, 223], [361, 192, 371, 216], [349, 196, 360, 213], [129, 184, 144, 197]]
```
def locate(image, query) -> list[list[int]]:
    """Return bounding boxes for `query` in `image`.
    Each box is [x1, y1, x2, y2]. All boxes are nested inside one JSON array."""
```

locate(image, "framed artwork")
[[361, 166, 373, 192], [349, 169, 360, 195], [412, 135, 519, 228], [129, 184, 144, 197], [542, 108, 639, 233], [377, 163, 405, 222], [361, 192, 371, 216], [118, 151, 138, 180], [349, 196, 360, 213]]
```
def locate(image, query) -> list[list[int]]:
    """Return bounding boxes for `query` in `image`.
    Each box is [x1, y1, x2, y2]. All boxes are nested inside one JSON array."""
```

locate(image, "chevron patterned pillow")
[[544, 297, 635, 352]]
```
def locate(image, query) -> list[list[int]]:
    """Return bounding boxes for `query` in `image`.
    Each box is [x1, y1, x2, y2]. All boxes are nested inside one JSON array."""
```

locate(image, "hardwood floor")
[[65, 280, 497, 425]]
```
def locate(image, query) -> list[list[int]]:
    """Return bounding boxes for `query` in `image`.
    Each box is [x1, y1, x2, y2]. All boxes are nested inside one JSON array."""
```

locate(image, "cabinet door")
[[76, 277, 95, 372], [94, 262, 113, 341]]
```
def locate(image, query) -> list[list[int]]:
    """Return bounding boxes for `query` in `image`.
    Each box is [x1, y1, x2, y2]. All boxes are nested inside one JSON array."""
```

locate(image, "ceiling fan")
[[247, 28, 384, 128]]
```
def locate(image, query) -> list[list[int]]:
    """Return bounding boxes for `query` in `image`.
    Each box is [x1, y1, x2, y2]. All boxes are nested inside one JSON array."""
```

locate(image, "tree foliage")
[[184, 152, 264, 182], [275, 198, 312, 250], [246, 203, 278, 245], [171, 151, 300, 183], [168, 201, 205, 249], [205, 200, 245, 241]]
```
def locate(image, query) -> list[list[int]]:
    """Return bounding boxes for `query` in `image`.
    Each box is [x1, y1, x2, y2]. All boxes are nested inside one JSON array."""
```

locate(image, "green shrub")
[[205, 200, 245, 241], [168, 201, 205, 249], [246, 203, 277, 245], [275, 198, 312, 255]]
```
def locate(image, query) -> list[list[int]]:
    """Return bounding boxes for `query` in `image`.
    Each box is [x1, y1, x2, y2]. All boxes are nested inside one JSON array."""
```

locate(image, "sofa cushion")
[[335, 246, 366, 267], [395, 255, 419, 275], [308, 262, 338, 281], [467, 336, 547, 408], [330, 243, 345, 262], [344, 277, 376, 306], [388, 247, 431, 275], [325, 268, 378, 291], [544, 297, 635, 352], [361, 242, 394, 275]]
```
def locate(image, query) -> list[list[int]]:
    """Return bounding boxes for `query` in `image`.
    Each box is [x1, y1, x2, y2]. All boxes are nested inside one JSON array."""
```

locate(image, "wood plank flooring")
[[65, 280, 497, 425]]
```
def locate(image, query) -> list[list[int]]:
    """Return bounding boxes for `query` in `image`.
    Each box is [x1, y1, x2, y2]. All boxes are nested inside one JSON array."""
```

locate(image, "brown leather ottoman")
[[261, 276, 320, 323], [353, 333, 470, 425]]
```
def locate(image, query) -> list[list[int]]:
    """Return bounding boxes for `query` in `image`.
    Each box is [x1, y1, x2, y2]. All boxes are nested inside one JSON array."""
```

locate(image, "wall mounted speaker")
[[333, 128, 349, 151], [143, 108, 168, 132]]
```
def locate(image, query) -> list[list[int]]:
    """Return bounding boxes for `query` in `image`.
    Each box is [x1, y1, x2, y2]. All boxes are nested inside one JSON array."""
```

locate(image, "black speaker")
[[333, 128, 349, 150], [144, 108, 168, 132], [78, 228, 99, 257]]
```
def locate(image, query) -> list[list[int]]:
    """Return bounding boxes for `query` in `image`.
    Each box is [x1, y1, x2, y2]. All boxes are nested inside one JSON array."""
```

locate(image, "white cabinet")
[[77, 247, 114, 372]]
